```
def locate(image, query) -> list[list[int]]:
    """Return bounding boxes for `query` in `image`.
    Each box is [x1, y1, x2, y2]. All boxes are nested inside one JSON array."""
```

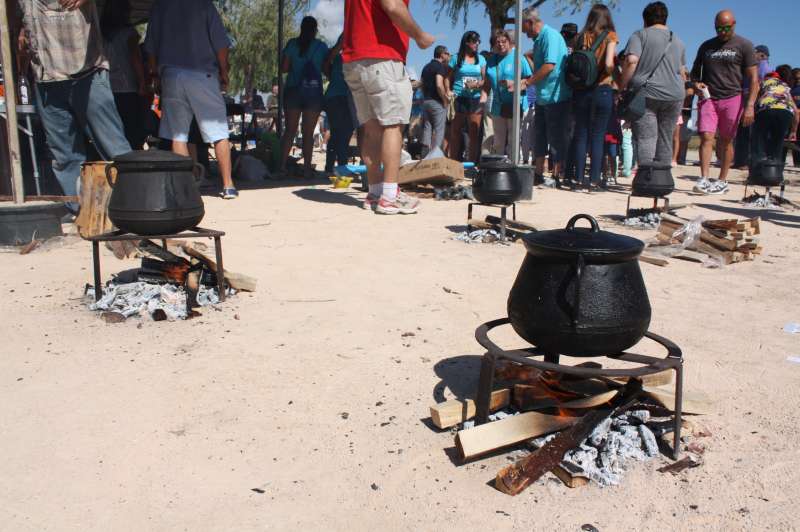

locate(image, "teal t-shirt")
[[485, 50, 533, 116], [531, 24, 571, 105], [325, 55, 348, 99], [448, 53, 486, 99], [284, 38, 329, 89]]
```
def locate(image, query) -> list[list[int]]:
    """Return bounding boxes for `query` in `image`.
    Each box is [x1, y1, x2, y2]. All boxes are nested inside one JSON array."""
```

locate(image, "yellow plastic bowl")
[[333, 176, 353, 188]]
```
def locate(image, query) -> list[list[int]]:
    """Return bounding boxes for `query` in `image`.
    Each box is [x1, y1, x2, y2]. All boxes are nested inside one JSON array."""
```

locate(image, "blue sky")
[[308, 0, 797, 79]]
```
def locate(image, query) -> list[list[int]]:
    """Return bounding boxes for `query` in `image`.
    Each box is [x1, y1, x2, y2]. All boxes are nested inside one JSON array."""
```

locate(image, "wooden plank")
[[75, 162, 115, 239], [673, 250, 708, 263], [485, 215, 538, 233], [512, 385, 617, 411], [639, 254, 669, 267], [455, 412, 576, 460], [552, 461, 590, 488], [180, 243, 257, 291], [643, 386, 714, 415], [610, 369, 673, 387], [429, 389, 511, 429], [699, 229, 737, 251]]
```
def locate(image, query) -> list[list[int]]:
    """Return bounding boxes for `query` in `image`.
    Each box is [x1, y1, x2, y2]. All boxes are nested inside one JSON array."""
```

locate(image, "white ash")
[[86, 282, 233, 321], [743, 195, 781, 209], [453, 228, 511, 245], [622, 212, 661, 229], [529, 410, 666, 486]]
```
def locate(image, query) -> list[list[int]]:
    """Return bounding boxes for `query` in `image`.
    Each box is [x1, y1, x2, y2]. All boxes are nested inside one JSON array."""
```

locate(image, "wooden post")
[[0, 0, 25, 204]]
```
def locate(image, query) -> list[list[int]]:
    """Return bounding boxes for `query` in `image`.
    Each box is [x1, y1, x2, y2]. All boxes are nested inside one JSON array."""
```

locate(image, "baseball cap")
[[560, 23, 578, 35], [755, 44, 770, 57]]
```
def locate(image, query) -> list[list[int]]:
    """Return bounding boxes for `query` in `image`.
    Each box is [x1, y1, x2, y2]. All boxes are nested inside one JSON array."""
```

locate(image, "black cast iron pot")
[[106, 150, 205, 235], [748, 158, 784, 187], [473, 161, 522, 204], [507, 214, 651, 356], [632, 163, 674, 198]]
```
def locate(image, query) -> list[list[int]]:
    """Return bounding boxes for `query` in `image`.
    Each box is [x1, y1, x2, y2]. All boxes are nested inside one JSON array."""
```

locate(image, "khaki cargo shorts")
[[343, 59, 412, 127]]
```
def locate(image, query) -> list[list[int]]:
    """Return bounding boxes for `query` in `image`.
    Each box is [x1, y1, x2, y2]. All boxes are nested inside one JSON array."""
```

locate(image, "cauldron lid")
[[113, 149, 195, 170], [523, 214, 644, 260], [478, 160, 515, 170]]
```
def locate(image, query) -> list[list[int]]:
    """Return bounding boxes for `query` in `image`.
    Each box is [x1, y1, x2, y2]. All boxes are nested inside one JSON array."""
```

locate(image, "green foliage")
[[435, 0, 619, 31], [222, 0, 305, 94]]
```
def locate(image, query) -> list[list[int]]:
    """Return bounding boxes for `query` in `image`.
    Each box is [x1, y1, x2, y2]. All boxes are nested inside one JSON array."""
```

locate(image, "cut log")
[[512, 385, 617, 411], [673, 250, 708, 263], [494, 381, 642, 495], [639, 254, 669, 267], [455, 412, 576, 460], [494, 360, 542, 382], [484, 215, 538, 232], [552, 461, 590, 488], [429, 389, 511, 429], [138, 239, 188, 264], [610, 369, 673, 387], [643, 385, 713, 415], [75, 162, 115, 239], [180, 243, 257, 291]]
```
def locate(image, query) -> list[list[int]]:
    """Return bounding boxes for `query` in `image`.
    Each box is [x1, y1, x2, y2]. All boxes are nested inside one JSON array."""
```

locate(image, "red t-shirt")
[[342, 0, 409, 63]]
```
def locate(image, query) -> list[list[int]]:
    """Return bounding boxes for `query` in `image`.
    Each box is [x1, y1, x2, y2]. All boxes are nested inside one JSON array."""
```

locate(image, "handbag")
[[619, 32, 673, 122]]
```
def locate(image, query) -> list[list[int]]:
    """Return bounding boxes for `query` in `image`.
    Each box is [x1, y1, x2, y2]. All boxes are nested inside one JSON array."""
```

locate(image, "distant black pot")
[[473, 161, 522, 204], [748, 158, 783, 187], [107, 150, 205, 235], [632, 163, 674, 197], [507, 214, 651, 356]]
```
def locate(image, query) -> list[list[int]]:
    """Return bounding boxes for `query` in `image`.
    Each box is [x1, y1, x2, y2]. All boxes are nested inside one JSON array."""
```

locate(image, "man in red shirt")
[[343, 0, 434, 214]]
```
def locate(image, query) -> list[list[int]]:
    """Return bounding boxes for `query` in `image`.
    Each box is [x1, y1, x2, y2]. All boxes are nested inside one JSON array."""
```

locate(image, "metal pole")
[[0, 0, 26, 204], [510, 0, 522, 166], [276, 0, 284, 136]]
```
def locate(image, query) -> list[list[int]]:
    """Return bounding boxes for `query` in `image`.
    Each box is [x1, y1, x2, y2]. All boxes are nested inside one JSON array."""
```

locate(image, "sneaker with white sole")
[[693, 178, 711, 193], [396, 191, 420, 211], [707, 180, 729, 195], [375, 194, 418, 215], [362, 194, 379, 211]]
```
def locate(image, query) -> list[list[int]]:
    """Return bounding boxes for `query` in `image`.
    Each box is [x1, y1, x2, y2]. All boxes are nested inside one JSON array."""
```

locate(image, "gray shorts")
[[343, 59, 412, 127], [534, 100, 570, 162], [160, 68, 229, 143]]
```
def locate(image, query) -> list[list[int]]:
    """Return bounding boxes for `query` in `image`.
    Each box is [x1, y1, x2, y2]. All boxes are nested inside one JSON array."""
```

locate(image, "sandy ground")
[[2, 156, 800, 531]]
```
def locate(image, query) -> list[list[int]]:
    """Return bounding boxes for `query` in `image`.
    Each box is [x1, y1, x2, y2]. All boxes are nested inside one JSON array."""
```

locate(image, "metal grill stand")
[[467, 202, 517, 241], [473, 317, 684, 459], [87, 226, 226, 302], [626, 193, 670, 218]]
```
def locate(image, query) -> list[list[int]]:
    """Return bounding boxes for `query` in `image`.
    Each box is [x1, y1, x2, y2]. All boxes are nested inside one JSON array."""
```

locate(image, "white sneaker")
[[693, 178, 711, 193], [707, 180, 729, 195]]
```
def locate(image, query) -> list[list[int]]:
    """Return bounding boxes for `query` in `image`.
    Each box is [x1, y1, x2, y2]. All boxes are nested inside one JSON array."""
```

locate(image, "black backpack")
[[564, 30, 608, 90]]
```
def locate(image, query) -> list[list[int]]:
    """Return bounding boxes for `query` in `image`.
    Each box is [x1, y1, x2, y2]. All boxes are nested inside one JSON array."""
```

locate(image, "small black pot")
[[107, 150, 205, 235], [507, 214, 651, 356], [632, 163, 674, 198], [473, 161, 522, 204], [748, 158, 784, 187]]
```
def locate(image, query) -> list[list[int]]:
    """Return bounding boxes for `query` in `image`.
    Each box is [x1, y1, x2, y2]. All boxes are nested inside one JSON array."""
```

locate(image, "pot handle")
[[105, 163, 117, 188], [192, 162, 206, 182], [566, 214, 600, 232], [571, 253, 585, 327]]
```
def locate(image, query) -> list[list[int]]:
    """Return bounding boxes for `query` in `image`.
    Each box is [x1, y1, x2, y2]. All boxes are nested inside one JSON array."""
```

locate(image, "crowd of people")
[[9, 0, 800, 216]]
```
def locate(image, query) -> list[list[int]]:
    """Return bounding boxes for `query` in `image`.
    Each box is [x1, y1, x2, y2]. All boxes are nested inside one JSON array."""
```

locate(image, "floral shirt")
[[756, 77, 794, 115]]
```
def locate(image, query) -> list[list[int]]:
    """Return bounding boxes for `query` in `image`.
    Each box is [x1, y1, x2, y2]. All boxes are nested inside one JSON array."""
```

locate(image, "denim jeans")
[[35, 69, 131, 202], [324, 95, 356, 170], [571, 85, 614, 185]]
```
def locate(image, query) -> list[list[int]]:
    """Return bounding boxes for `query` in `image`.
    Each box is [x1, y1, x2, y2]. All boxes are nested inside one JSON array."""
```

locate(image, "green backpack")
[[564, 30, 609, 90]]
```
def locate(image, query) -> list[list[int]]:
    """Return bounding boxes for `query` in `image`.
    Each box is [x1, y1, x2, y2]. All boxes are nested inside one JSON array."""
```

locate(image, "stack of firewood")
[[654, 213, 762, 265]]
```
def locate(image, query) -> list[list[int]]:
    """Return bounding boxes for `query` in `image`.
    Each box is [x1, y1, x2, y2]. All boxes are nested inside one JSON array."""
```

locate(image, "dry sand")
[[1, 160, 799, 531]]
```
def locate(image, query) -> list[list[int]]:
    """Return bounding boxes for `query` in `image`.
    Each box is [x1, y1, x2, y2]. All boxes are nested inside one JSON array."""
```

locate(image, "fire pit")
[[472, 317, 684, 459]]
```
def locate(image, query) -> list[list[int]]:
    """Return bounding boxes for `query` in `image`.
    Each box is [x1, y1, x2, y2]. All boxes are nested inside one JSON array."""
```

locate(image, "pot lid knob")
[[566, 214, 600, 233]]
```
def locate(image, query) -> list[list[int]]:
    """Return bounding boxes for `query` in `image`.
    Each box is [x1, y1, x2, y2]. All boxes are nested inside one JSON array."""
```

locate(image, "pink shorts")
[[697, 94, 743, 139]]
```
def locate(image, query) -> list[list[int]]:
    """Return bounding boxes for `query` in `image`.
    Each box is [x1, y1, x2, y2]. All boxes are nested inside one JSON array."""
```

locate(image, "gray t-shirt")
[[625, 27, 686, 101]]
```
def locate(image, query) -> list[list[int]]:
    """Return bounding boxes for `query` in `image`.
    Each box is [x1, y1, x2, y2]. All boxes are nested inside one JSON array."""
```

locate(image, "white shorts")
[[343, 59, 412, 127], [159, 68, 229, 143]]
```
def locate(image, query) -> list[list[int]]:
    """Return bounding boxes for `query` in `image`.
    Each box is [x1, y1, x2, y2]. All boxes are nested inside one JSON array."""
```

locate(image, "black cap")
[[560, 23, 578, 34]]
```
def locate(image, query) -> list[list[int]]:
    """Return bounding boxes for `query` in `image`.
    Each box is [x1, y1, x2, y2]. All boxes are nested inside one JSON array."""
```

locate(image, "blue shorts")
[[283, 86, 323, 112], [159, 68, 229, 143]]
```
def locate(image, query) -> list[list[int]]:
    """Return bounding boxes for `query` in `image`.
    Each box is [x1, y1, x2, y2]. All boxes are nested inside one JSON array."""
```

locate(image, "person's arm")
[[527, 63, 554, 86], [58, 0, 88, 10], [378, 0, 434, 49], [217, 48, 229, 91], [435, 73, 448, 105], [741, 65, 758, 126], [604, 40, 617, 74], [127, 31, 147, 95], [789, 97, 799, 141], [323, 40, 342, 78], [619, 54, 638, 91], [689, 44, 706, 92]]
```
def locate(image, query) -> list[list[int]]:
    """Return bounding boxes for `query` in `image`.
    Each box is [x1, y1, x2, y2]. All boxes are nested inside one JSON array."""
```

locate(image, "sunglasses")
[[715, 25, 733, 32]]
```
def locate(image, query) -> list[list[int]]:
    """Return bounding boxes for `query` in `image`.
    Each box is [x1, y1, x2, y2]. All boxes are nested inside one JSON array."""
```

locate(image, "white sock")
[[368, 184, 382, 197], [382, 182, 398, 201]]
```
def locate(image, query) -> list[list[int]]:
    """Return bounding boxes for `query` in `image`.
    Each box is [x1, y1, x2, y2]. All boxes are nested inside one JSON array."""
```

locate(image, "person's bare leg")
[[361, 119, 384, 185], [718, 137, 734, 181], [214, 139, 234, 189], [279, 109, 301, 171], [699, 132, 714, 178], [302, 109, 321, 174], [672, 124, 680, 164], [381, 125, 403, 184], [172, 140, 190, 157], [535, 156, 545, 176], [187, 142, 198, 163]]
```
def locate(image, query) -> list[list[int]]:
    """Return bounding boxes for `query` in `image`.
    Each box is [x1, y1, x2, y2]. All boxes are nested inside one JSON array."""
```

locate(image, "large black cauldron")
[[107, 150, 205, 235], [507, 214, 651, 356], [748, 158, 784, 187], [473, 161, 522, 204], [631, 162, 674, 197]]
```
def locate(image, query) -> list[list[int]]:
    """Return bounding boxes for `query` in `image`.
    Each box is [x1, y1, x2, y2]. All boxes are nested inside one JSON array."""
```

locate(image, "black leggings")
[[751, 109, 792, 163]]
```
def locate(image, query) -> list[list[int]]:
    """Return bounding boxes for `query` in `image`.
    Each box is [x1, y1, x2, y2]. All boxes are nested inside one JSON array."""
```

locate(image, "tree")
[[221, 0, 305, 95], [436, 0, 618, 33]]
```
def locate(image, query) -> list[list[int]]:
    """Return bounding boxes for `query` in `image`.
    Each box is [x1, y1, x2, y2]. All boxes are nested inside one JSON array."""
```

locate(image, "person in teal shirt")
[[323, 34, 356, 173], [447, 30, 486, 163], [484, 29, 533, 156], [278, 16, 329, 178], [522, 7, 571, 183]]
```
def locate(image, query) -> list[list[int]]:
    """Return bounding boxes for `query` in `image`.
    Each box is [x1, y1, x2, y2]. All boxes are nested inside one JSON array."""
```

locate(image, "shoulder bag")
[[619, 31, 673, 122]]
